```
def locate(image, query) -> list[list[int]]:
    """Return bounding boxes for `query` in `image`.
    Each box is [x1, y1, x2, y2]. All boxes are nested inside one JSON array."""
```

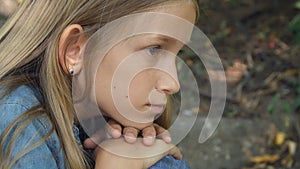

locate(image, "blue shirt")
[[0, 85, 191, 169]]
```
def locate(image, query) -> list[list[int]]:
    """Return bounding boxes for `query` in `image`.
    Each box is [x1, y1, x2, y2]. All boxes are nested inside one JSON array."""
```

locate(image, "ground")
[[179, 0, 300, 168]]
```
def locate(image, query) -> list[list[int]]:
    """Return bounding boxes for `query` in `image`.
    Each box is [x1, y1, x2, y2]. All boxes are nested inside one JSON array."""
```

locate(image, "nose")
[[155, 69, 180, 95]]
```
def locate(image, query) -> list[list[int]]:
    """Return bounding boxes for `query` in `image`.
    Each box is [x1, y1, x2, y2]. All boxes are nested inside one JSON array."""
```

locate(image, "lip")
[[146, 104, 166, 114]]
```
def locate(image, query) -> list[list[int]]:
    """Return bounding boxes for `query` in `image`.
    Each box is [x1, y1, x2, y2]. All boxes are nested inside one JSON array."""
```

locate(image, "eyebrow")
[[126, 34, 187, 48], [150, 34, 191, 45], [124, 34, 168, 44], [151, 35, 170, 43], [140, 34, 170, 45]]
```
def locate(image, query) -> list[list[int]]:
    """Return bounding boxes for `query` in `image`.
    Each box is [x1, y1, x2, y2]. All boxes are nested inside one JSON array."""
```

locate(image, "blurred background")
[[1, 0, 299, 169], [178, 0, 300, 169]]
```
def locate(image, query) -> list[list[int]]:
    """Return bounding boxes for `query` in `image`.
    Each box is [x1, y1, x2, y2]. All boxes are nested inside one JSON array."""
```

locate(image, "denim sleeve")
[[0, 103, 65, 169], [149, 155, 191, 169]]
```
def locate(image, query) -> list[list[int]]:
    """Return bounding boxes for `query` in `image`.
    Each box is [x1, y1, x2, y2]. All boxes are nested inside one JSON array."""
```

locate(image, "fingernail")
[[143, 136, 155, 146], [164, 136, 172, 143], [125, 133, 137, 143], [111, 129, 121, 138]]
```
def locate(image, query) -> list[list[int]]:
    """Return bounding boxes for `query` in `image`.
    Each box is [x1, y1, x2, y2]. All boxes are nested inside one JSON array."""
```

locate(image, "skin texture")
[[95, 3, 196, 130], [93, 3, 196, 169], [95, 138, 182, 169], [57, 2, 196, 168]]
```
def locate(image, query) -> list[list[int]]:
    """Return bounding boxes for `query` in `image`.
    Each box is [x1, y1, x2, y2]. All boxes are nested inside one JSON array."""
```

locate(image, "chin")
[[136, 122, 154, 130], [122, 121, 154, 130]]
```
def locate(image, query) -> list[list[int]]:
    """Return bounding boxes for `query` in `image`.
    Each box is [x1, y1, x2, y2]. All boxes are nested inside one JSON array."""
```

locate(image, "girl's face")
[[95, 2, 196, 130]]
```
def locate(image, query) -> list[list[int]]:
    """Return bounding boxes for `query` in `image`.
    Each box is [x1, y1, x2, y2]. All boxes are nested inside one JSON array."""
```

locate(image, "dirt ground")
[[188, 0, 299, 117], [179, 0, 300, 168]]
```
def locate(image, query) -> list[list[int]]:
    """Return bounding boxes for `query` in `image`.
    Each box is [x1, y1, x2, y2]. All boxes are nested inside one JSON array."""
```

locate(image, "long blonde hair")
[[0, 0, 199, 168]]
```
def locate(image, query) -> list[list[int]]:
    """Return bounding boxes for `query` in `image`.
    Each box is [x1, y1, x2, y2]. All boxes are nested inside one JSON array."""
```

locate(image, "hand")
[[94, 138, 182, 169], [83, 119, 172, 149], [122, 123, 172, 146]]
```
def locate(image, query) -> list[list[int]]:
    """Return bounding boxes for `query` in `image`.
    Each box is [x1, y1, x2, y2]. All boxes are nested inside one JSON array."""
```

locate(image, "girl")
[[0, 0, 199, 168]]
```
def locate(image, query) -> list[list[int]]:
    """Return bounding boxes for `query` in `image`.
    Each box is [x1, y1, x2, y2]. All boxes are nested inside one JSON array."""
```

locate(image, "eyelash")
[[144, 46, 162, 57]]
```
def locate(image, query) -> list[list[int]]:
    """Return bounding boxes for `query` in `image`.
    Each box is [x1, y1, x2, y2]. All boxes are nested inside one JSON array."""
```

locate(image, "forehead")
[[147, 1, 196, 24], [82, 5, 197, 65], [124, 34, 185, 48]]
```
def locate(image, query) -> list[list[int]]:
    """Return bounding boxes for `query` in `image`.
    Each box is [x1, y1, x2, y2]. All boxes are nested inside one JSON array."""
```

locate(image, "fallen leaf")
[[226, 61, 248, 84], [280, 69, 299, 79], [281, 154, 294, 168], [233, 61, 248, 72], [226, 66, 243, 84], [287, 141, 297, 155], [250, 154, 280, 163], [274, 132, 286, 146]]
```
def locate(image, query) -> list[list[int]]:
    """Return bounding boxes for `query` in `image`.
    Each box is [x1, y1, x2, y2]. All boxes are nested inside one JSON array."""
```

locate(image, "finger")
[[142, 126, 156, 146], [83, 129, 106, 149], [123, 127, 138, 144], [83, 138, 98, 149], [167, 146, 183, 160], [107, 119, 122, 139], [154, 124, 171, 143]]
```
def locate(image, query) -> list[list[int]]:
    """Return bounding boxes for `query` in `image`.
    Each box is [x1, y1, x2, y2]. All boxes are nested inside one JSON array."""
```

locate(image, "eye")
[[144, 46, 162, 57]]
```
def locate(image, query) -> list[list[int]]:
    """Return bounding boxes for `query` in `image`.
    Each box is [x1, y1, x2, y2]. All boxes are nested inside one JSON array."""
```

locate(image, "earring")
[[69, 65, 75, 76]]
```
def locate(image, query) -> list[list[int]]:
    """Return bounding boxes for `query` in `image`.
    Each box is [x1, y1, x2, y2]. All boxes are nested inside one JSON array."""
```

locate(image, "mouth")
[[145, 103, 166, 114]]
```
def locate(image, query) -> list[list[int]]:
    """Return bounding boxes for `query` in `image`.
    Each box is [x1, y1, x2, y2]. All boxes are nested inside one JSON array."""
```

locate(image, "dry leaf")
[[280, 69, 299, 79], [281, 154, 294, 168], [226, 61, 248, 84], [226, 66, 243, 83], [274, 132, 286, 146], [233, 61, 248, 72], [250, 154, 280, 163], [287, 141, 297, 156]]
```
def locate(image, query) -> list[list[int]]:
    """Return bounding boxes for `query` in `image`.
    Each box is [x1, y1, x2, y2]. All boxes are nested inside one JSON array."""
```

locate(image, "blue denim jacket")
[[0, 86, 191, 169]]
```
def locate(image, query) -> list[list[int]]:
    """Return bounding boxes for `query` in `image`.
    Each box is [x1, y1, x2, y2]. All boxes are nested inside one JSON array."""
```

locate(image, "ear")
[[58, 24, 86, 75]]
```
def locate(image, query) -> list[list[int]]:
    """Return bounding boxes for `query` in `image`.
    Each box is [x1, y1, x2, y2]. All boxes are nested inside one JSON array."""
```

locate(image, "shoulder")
[[0, 85, 42, 109], [0, 85, 43, 128], [0, 85, 66, 168], [0, 85, 52, 143]]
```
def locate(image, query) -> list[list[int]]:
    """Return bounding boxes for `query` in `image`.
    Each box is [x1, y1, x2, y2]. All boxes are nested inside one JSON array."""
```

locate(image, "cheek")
[[129, 71, 154, 109], [95, 69, 113, 116], [94, 55, 117, 115]]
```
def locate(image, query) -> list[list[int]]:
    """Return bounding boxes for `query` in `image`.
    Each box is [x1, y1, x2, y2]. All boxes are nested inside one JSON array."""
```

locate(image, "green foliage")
[[267, 93, 280, 114], [267, 70, 300, 114], [290, 1, 300, 44], [296, 1, 300, 9]]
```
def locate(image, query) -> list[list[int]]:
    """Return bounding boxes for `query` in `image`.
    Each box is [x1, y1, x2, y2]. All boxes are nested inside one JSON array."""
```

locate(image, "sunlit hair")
[[0, 0, 199, 168]]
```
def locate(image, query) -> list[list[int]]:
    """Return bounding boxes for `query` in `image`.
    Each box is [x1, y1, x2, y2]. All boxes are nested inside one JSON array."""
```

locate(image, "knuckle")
[[124, 127, 138, 134], [143, 130, 155, 137]]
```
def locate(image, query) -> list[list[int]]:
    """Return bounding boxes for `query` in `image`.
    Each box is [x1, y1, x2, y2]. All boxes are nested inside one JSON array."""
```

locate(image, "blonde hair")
[[0, 0, 199, 168]]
